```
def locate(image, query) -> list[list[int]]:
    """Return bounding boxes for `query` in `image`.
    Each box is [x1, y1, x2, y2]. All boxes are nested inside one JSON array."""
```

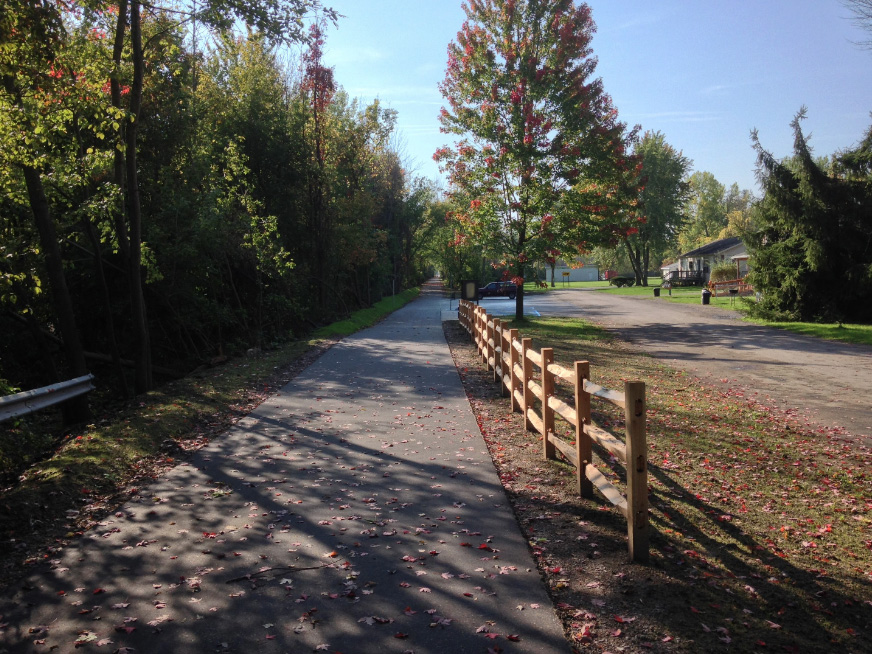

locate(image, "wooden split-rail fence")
[[458, 300, 649, 562]]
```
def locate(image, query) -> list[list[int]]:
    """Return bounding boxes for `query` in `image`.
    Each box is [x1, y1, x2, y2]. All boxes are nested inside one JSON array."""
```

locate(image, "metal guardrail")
[[0, 374, 95, 423]]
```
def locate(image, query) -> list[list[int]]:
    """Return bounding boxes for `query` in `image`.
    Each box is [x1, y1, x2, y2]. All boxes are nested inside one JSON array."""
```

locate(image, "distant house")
[[661, 236, 749, 286], [545, 258, 600, 283]]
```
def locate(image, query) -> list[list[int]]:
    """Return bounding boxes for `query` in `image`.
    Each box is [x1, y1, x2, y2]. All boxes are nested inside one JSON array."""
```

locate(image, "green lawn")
[[522, 280, 610, 294], [521, 279, 872, 345], [745, 318, 872, 346]]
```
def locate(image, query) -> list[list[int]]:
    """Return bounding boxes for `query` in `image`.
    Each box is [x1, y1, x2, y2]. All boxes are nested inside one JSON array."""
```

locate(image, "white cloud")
[[701, 84, 730, 95]]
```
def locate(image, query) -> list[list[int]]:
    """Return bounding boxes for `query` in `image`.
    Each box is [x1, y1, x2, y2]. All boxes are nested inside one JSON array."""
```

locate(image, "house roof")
[[679, 236, 743, 259]]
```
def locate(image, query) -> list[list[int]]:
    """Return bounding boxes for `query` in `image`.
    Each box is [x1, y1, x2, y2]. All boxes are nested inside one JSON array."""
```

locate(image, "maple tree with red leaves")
[[436, 0, 641, 319]]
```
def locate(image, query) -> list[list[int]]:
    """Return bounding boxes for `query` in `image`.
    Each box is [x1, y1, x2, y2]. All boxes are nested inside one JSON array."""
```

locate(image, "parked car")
[[477, 281, 517, 300]]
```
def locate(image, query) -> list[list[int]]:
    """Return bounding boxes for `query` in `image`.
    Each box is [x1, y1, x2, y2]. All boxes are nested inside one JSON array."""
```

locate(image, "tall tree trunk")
[[113, 0, 152, 393], [84, 217, 129, 398], [624, 239, 643, 285], [642, 246, 650, 286], [111, 0, 130, 260], [515, 228, 526, 321], [21, 166, 90, 423]]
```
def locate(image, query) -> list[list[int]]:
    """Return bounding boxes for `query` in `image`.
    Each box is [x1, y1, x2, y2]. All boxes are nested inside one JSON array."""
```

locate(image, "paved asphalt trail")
[[508, 288, 872, 442], [0, 283, 569, 653]]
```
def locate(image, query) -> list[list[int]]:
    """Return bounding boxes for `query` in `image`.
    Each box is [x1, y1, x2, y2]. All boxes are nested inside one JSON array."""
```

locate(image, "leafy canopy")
[[622, 130, 691, 283], [435, 0, 639, 316]]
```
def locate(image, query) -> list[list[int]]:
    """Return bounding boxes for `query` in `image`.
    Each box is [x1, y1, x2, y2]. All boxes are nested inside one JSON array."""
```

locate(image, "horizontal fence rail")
[[0, 374, 95, 423], [457, 300, 648, 562]]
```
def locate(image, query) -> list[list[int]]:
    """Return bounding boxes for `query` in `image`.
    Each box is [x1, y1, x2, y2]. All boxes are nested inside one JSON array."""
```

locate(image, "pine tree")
[[748, 110, 872, 322]]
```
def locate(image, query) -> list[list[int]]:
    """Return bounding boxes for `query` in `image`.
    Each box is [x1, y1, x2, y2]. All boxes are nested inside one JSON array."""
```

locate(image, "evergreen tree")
[[747, 110, 872, 322]]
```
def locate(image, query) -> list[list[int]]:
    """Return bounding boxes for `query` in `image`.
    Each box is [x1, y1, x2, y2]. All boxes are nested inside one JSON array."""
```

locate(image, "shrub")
[[710, 263, 738, 283]]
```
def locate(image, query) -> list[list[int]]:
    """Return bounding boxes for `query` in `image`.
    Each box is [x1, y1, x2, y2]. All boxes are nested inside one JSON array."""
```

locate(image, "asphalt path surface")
[[484, 288, 872, 443], [0, 283, 569, 654]]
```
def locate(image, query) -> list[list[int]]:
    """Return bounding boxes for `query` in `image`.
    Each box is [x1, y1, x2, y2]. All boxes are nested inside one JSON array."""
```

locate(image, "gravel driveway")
[[494, 289, 872, 443]]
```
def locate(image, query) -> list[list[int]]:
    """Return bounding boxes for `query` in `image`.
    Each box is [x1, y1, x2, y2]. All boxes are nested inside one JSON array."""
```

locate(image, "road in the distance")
[[496, 288, 872, 443]]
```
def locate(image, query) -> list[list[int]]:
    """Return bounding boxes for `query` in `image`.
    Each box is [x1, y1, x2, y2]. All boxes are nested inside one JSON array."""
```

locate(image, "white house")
[[662, 237, 749, 285]]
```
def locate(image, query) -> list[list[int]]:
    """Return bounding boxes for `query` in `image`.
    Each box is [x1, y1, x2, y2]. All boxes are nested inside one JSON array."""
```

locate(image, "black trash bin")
[[653, 287, 660, 298], [701, 288, 712, 305]]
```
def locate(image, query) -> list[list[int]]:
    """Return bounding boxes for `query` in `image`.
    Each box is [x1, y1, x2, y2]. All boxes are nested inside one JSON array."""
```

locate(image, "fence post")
[[508, 329, 520, 411], [499, 325, 509, 397], [521, 337, 533, 432], [492, 318, 501, 381], [480, 309, 489, 365], [476, 308, 484, 360], [575, 361, 593, 498], [542, 348, 555, 460], [624, 380, 649, 563]]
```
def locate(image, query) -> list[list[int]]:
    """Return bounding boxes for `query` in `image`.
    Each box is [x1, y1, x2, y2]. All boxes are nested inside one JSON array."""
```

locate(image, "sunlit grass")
[[312, 287, 420, 337], [523, 280, 610, 294], [744, 318, 872, 346]]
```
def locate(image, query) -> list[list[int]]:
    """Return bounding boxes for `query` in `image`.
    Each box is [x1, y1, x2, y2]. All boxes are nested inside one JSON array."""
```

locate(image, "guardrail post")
[[575, 361, 593, 498], [624, 380, 649, 563], [521, 337, 533, 432], [508, 329, 520, 410], [542, 348, 555, 460]]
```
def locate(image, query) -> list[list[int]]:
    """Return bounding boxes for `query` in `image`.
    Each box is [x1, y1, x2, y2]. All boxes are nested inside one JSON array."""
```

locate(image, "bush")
[[710, 263, 738, 283]]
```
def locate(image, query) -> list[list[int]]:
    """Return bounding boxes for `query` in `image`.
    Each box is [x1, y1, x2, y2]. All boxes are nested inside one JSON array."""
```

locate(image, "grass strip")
[[744, 319, 872, 347], [312, 287, 420, 337]]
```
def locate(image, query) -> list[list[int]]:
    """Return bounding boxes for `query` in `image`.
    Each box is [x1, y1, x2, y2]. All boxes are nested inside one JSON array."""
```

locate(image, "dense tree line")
[[0, 1, 435, 410]]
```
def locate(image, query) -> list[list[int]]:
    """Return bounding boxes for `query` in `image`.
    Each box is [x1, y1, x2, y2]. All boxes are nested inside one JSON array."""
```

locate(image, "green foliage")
[[623, 130, 691, 284], [0, 377, 18, 396], [679, 171, 728, 252], [0, 8, 439, 396], [709, 262, 738, 283], [747, 111, 872, 322]]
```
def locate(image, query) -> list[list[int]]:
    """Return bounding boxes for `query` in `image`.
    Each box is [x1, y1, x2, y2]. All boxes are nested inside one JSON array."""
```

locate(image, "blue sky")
[[318, 0, 872, 194]]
